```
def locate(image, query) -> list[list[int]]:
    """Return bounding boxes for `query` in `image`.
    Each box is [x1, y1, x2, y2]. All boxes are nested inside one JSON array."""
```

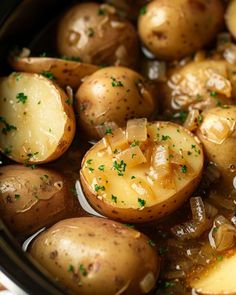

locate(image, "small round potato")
[[0, 165, 82, 238], [225, 0, 236, 40], [138, 0, 224, 60], [30, 217, 160, 295], [56, 2, 139, 67], [80, 119, 204, 223], [160, 60, 234, 115], [196, 106, 236, 187], [76, 66, 156, 139], [0, 72, 75, 164]]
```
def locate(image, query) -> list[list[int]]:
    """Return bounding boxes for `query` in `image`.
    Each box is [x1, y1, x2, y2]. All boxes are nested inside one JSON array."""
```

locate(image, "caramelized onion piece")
[[95, 122, 119, 138], [151, 143, 170, 178], [116, 146, 147, 168], [126, 118, 147, 142], [183, 109, 201, 132]]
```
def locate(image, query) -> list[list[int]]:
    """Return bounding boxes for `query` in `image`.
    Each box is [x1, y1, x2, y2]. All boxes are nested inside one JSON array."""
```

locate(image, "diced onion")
[[106, 128, 129, 151], [223, 43, 236, 64], [115, 146, 147, 168], [205, 73, 232, 97], [95, 121, 119, 138], [151, 144, 170, 178], [184, 109, 200, 132], [190, 197, 206, 223], [126, 118, 147, 142], [140, 272, 156, 294]]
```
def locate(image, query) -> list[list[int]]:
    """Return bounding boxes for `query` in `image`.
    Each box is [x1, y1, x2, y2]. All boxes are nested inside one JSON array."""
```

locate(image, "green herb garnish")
[[16, 92, 27, 104]]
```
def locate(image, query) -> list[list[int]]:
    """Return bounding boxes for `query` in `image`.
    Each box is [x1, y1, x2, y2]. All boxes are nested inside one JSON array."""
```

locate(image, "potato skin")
[[138, 0, 224, 61], [76, 66, 156, 139], [29, 217, 160, 295], [160, 60, 234, 115], [0, 165, 82, 239], [56, 2, 139, 67]]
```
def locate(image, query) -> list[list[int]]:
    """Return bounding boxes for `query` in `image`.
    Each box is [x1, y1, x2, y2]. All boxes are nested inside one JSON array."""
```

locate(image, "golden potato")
[[30, 217, 160, 295], [0, 165, 82, 238], [80, 119, 204, 223], [56, 2, 139, 67], [76, 66, 156, 139], [138, 0, 224, 61], [226, 0, 236, 40], [189, 249, 236, 295], [0, 72, 75, 164], [9, 56, 99, 89], [196, 106, 236, 188], [160, 60, 234, 115]]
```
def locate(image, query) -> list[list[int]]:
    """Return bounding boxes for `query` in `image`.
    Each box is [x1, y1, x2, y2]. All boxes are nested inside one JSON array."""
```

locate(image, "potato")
[[76, 66, 156, 139], [56, 2, 139, 67], [29, 217, 160, 295], [0, 165, 82, 238], [138, 0, 224, 61], [196, 106, 236, 188], [189, 249, 236, 294], [0, 72, 75, 164], [226, 0, 236, 40], [80, 119, 204, 223], [160, 60, 234, 115], [9, 56, 99, 89]]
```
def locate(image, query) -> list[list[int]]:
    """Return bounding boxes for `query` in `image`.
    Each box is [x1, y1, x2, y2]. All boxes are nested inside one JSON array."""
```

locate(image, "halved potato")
[[9, 56, 99, 89], [226, 0, 236, 40], [80, 119, 204, 222], [189, 249, 236, 294], [0, 72, 75, 164]]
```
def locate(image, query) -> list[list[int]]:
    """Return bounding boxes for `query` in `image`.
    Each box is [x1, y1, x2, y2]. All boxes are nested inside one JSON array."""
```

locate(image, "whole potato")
[[56, 2, 139, 67], [76, 66, 156, 139], [196, 106, 236, 188], [225, 0, 236, 40], [30, 217, 160, 295], [160, 60, 234, 115], [138, 0, 224, 61], [0, 165, 83, 238]]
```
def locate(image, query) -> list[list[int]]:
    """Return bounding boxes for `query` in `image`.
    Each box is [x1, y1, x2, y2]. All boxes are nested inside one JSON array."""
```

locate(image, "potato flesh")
[[0, 73, 68, 163], [81, 122, 203, 210], [226, 0, 236, 40], [190, 250, 236, 294]]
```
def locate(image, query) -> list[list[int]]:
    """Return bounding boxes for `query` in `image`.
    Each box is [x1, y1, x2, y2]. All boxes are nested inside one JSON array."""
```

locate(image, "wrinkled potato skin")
[[196, 107, 236, 188], [160, 60, 234, 115], [0, 165, 83, 238], [30, 217, 160, 295], [76, 66, 156, 139], [138, 0, 224, 61], [57, 2, 139, 67]]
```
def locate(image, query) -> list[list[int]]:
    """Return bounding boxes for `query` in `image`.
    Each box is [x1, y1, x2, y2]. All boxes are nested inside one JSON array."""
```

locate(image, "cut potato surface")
[[226, 0, 236, 40], [9, 56, 99, 89], [0, 73, 75, 164], [80, 120, 203, 222], [189, 249, 236, 295]]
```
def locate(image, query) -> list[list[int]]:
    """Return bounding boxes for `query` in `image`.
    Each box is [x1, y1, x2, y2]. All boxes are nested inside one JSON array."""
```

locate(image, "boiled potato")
[[56, 2, 139, 67], [30, 217, 160, 295], [0, 72, 75, 164], [9, 56, 99, 89], [160, 60, 234, 115], [226, 0, 236, 40], [138, 0, 224, 61], [0, 165, 82, 238], [80, 119, 204, 223], [76, 66, 156, 139], [189, 249, 236, 294], [196, 106, 236, 188]]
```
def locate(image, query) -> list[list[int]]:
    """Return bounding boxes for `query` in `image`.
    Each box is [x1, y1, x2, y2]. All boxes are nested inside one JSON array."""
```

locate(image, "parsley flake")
[[16, 92, 27, 104]]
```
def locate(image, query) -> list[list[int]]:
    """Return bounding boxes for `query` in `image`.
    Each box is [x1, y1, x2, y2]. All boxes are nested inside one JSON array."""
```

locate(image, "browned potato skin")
[[30, 217, 160, 295], [138, 0, 224, 61], [9, 57, 99, 89], [196, 106, 236, 189], [57, 2, 139, 68], [160, 60, 234, 115], [76, 66, 156, 139], [0, 165, 84, 239]]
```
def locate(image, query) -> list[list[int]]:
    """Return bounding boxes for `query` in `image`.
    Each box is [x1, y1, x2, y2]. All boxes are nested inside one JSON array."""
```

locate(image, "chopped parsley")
[[111, 76, 123, 87], [217, 255, 223, 262], [14, 194, 20, 199], [161, 135, 171, 141], [0, 116, 17, 134], [41, 71, 55, 80], [131, 153, 136, 159], [130, 140, 139, 147], [60, 55, 82, 62], [181, 165, 187, 173], [147, 239, 156, 247], [113, 160, 126, 176], [138, 198, 146, 207], [98, 165, 105, 171], [98, 8, 106, 15], [86, 159, 93, 165], [87, 27, 95, 37], [105, 128, 112, 134], [11, 72, 21, 81], [197, 114, 203, 124], [140, 5, 147, 15], [173, 111, 188, 123], [16, 92, 27, 104], [88, 167, 94, 173], [68, 264, 74, 272], [111, 194, 117, 203], [131, 176, 136, 179], [65, 98, 72, 105], [3, 147, 12, 155], [79, 264, 88, 276], [210, 91, 217, 97], [94, 184, 105, 192], [23, 152, 39, 169]]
